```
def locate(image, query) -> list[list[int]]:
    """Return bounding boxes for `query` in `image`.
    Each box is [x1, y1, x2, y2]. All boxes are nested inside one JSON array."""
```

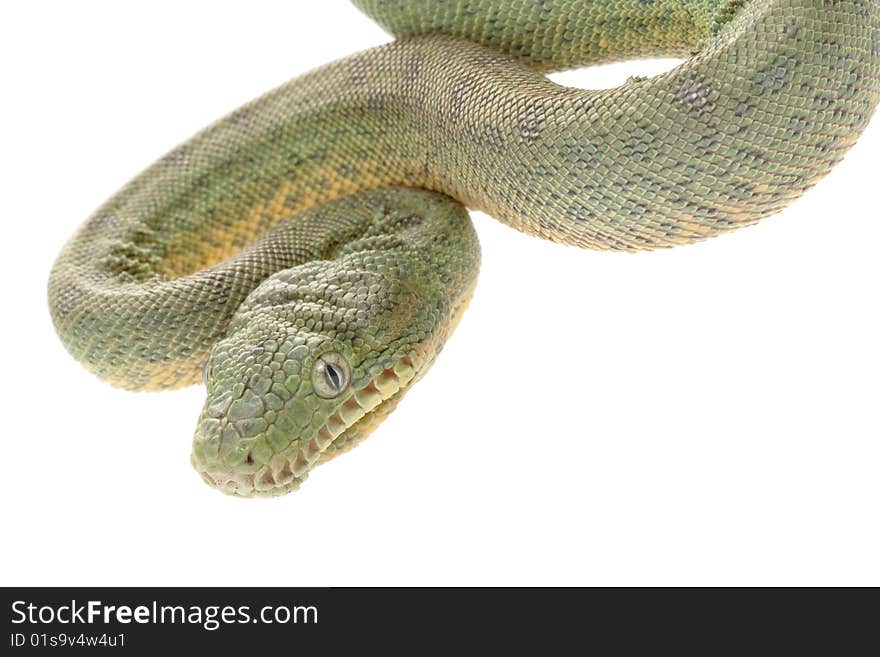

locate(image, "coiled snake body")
[[49, 1, 880, 496]]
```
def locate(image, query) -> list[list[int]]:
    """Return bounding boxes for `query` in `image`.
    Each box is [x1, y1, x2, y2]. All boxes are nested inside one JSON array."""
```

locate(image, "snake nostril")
[[245, 452, 254, 466]]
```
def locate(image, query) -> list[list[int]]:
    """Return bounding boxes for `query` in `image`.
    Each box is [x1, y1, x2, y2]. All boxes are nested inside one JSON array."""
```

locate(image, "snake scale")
[[48, 0, 880, 496]]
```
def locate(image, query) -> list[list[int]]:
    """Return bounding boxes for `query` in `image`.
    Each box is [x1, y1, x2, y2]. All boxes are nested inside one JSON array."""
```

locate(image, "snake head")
[[190, 259, 449, 497]]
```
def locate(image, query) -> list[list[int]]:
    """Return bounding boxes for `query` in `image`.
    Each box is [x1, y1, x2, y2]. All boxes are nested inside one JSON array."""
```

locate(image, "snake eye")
[[312, 352, 351, 399]]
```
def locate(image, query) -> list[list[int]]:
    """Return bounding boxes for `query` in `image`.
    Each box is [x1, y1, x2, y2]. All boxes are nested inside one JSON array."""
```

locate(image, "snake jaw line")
[[192, 351, 424, 498]]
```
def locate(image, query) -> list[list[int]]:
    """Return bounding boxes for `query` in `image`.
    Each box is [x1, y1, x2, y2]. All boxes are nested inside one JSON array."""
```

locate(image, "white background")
[[1, 1, 878, 586]]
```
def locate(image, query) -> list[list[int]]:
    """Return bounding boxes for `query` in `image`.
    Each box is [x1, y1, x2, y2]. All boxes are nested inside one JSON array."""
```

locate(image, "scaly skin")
[[48, 0, 880, 496]]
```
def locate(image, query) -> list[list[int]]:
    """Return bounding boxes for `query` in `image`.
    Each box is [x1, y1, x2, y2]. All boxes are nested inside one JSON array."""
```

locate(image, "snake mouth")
[[192, 356, 419, 498]]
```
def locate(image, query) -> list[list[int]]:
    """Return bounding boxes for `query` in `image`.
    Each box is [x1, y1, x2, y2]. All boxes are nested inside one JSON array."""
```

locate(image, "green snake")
[[48, 0, 880, 496]]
